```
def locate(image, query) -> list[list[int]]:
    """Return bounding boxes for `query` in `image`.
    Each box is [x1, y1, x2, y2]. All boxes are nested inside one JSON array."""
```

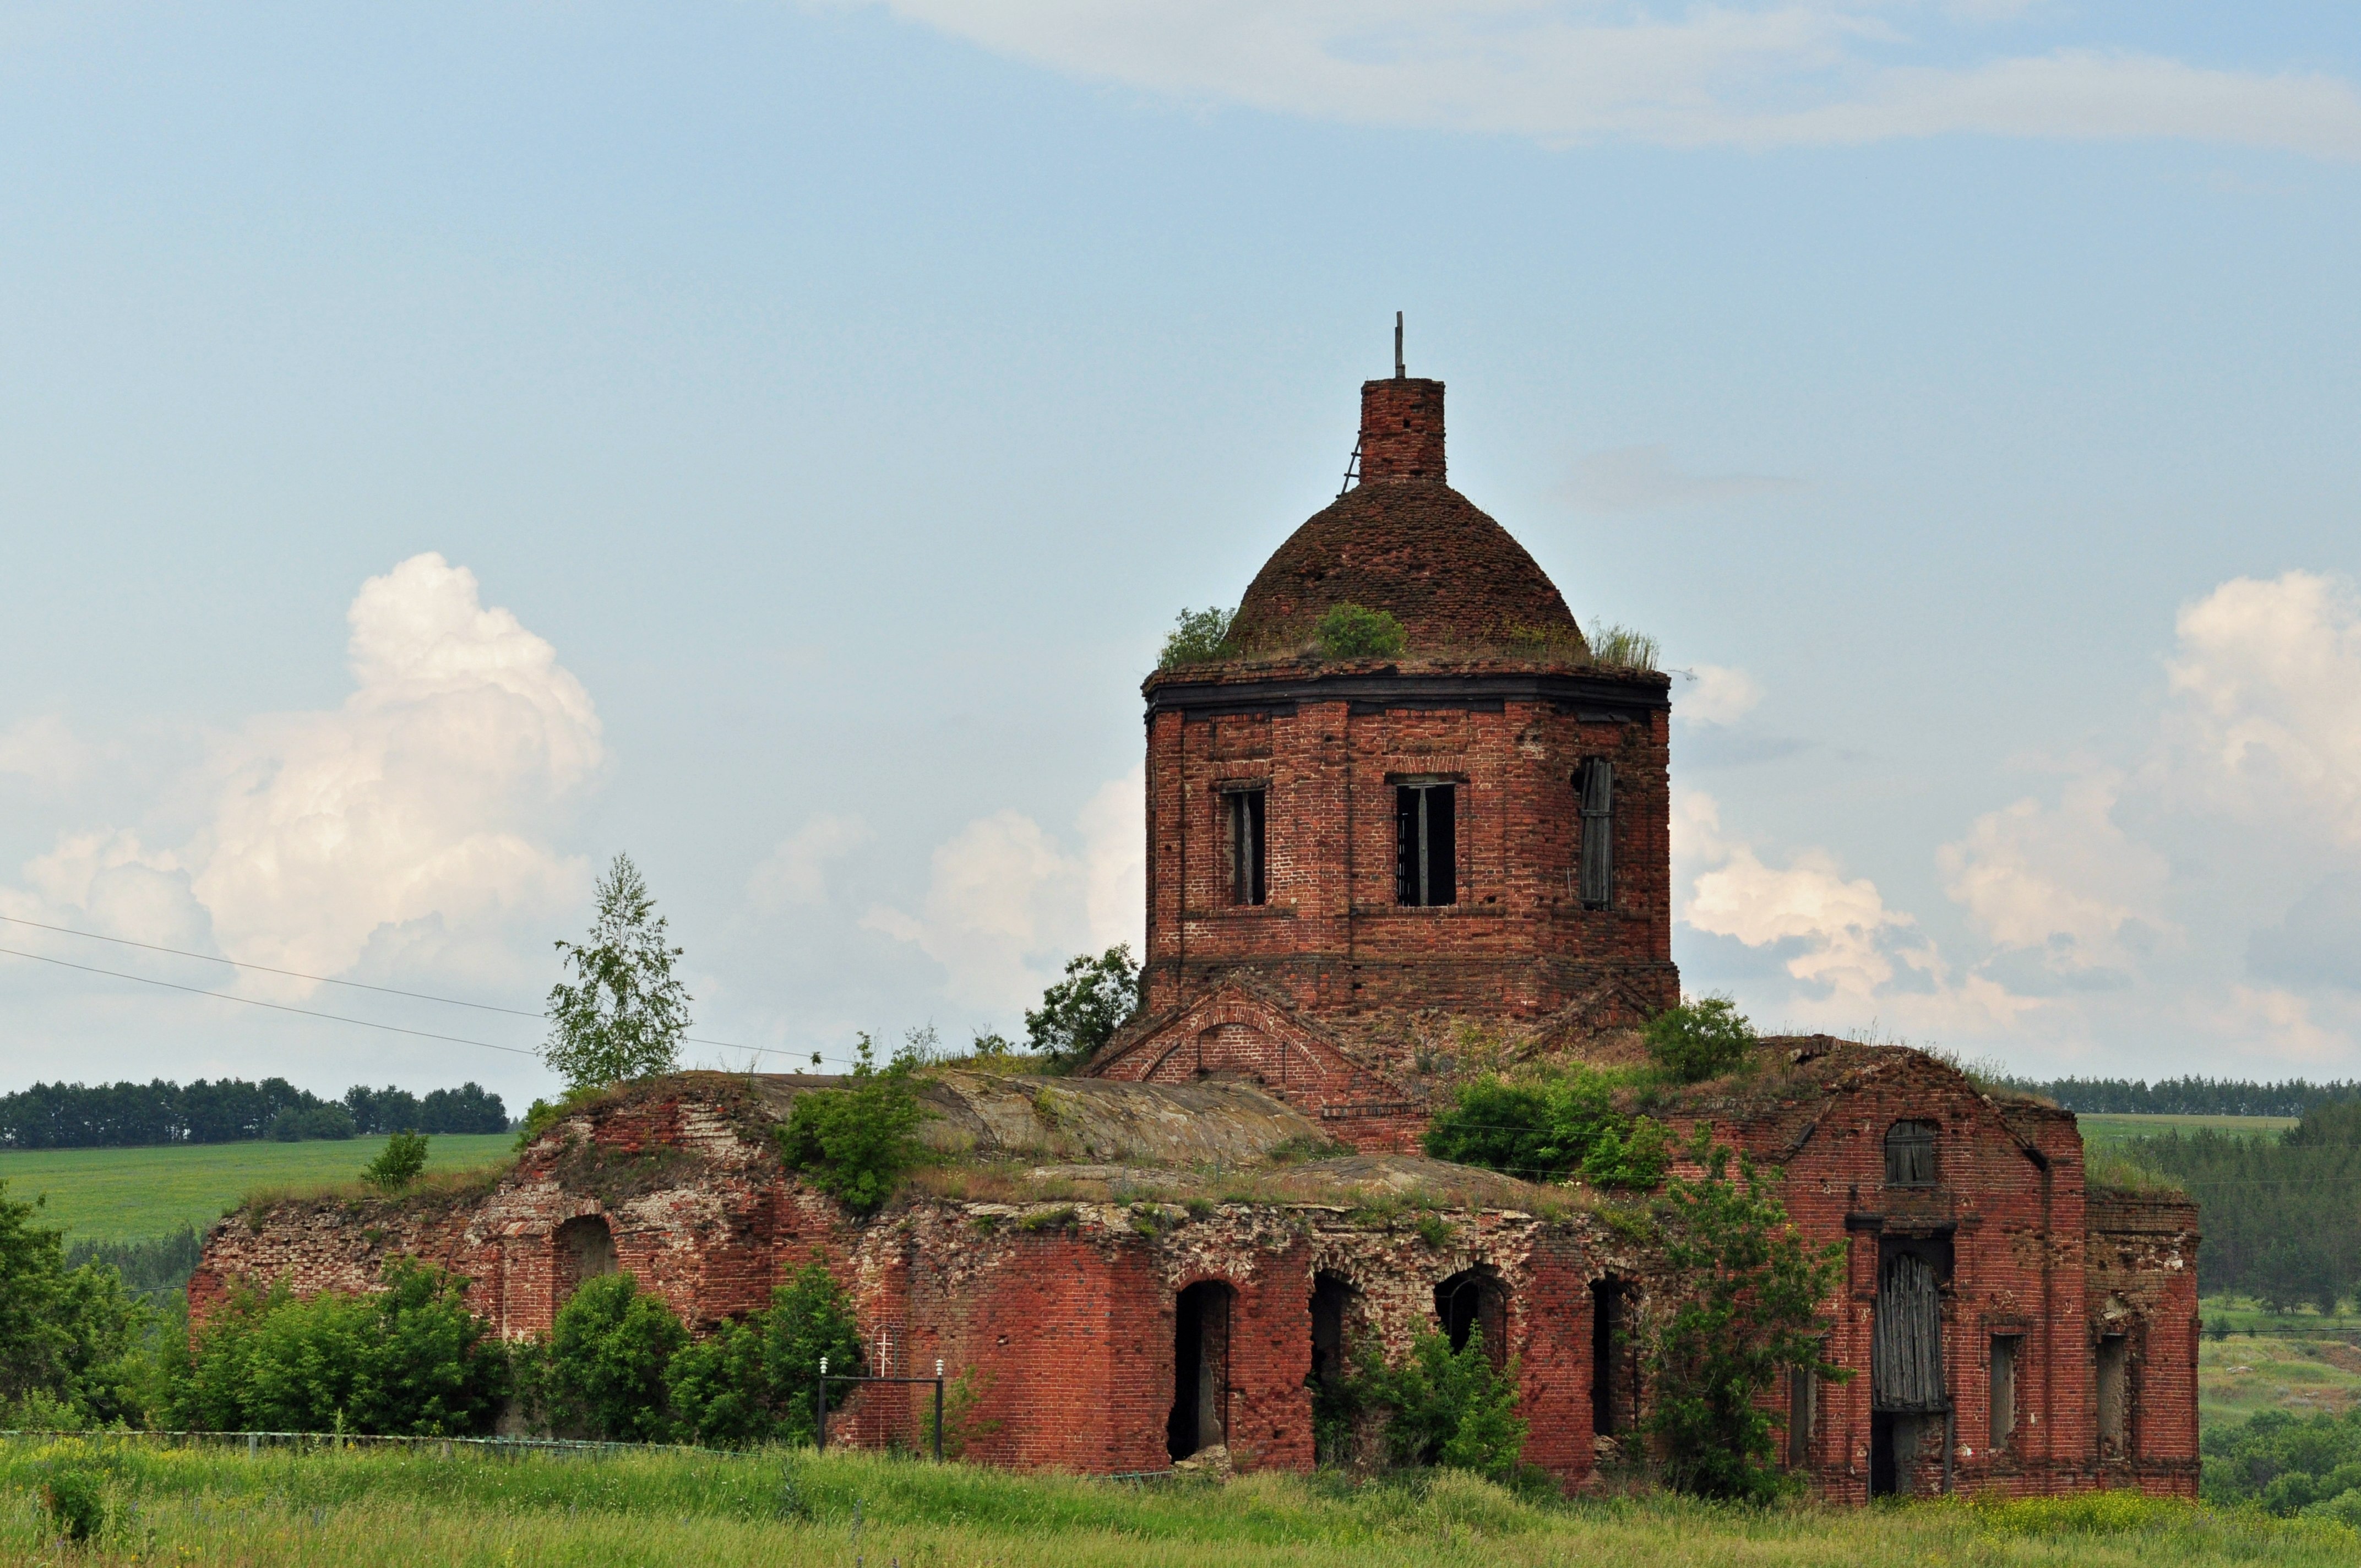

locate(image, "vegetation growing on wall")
[[1340, 1326, 1528, 1483], [543, 852, 694, 1091], [1158, 606, 1235, 667], [775, 1033, 932, 1211], [1422, 1067, 1668, 1189], [1314, 602, 1406, 659], [1644, 995, 1756, 1084], [1642, 1129, 1847, 1502]]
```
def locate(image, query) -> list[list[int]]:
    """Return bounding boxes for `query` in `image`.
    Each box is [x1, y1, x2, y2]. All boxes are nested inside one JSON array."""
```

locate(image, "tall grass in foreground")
[[4, 1439, 2357, 1566]]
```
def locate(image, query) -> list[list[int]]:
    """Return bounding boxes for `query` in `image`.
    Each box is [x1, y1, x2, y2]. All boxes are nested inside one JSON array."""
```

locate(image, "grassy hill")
[[2077, 1113, 2295, 1147], [0, 1133, 514, 1242]]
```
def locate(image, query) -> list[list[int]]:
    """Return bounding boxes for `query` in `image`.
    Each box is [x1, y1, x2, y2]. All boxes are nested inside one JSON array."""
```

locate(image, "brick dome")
[[1226, 377, 1584, 655], [1227, 476, 1583, 655]]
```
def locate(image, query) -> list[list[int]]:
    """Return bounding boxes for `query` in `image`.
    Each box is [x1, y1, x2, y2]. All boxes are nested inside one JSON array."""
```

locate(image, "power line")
[[0, 945, 538, 1057], [0, 912, 545, 1017], [0, 913, 864, 1069]]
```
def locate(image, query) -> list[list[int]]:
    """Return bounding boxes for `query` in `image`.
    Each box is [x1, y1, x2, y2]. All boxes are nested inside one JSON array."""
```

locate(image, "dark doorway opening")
[[1435, 1268, 1508, 1367], [1870, 1411, 1897, 1497], [1309, 1272, 1356, 1465], [1591, 1277, 1633, 1438], [1168, 1281, 1233, 1461], [554, 1215, 616, 1305]]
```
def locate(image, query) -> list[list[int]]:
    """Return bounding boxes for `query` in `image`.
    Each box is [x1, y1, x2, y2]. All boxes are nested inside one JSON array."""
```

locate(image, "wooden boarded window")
[[1395, 782, 1457, 907], [1576, 760, 1614, 909], [1873, 1250, 1945, 1412], [1223, 786, 1267, 906], [1990, 1334, 2021, 1451], [1884, 1120, 1939, 1186], [2097, 1335, 2130, 1458]]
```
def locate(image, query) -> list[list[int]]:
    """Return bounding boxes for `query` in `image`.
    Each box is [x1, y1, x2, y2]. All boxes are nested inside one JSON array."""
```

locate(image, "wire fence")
[[0, 1429, 752, 1460]]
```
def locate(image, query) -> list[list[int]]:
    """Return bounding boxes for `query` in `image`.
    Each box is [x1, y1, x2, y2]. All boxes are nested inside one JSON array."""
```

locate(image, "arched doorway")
[[1309, 1272, 1358, 1464], [1435, 1267, 1508, 1368], [1168, 1281, 1234, 1461], [554, 1215, 616, 1304]]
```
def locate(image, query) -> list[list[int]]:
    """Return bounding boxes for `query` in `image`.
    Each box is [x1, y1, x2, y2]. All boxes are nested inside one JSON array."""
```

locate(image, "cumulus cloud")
[[1564, 446, 1804, 513], [748, 814, 874, 911], [864, 763, 1145, 1014], [0, 716, 91, 794], [854, 2, 2361, 158], [2162, 570, 2361, 847], [1937, 771, 2172, 973], [1678, 665, 1764, 727], [1677, 790, 2034, 1031], [3, 553, 602, 982]]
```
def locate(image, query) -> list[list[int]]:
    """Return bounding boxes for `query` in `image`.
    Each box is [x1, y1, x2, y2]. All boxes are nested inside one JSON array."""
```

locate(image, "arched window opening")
[[554, 1215, 616, 1304], [1884, 1120, 1939, 1187], [1168, 1281, 1234, 1462], [1434, 1268, 1508, 1370]]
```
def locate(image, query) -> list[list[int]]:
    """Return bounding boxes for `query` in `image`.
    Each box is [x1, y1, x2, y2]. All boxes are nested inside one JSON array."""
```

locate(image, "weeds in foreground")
[[3, 1440, 2358, 1566]]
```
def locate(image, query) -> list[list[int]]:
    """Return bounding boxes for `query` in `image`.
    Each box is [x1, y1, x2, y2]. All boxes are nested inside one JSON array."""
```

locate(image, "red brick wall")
[[1358, 378, 1446, 484]]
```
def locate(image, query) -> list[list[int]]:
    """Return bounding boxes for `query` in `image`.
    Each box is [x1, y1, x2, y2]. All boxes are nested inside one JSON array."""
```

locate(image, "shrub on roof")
[[1158, 606, 1234, 667], [775, 1033, 932, 1212], [1315, 602, 1405, 659], [1423, 1066, 1667, 1190], [1644, 995, 1756, 1084]]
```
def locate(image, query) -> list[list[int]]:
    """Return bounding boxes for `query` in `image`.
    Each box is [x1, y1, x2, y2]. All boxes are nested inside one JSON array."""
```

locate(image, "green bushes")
[[523, 1272, 687, 1442], [362, 1130, 431, 1191], [0, 1177, 150, 1427], [1344, 1327, 1527, 1483], [1642, 1129, 1846, 1502], [1315, 603, 1405, 659], [1022, 945, 1141, 1069], [775, 1033, 932, 1211], [1159, 607, 1234, 667], [1643, 995, 1756, 1083], [164, 1259, 508, 1436], [37, 1457, 107, 1542], [1587, 623, 1660, 671], [2205, 1406, 2361, 1516], [1421, 1066, 1668, 1189], [667, 1258, 864, 1447]]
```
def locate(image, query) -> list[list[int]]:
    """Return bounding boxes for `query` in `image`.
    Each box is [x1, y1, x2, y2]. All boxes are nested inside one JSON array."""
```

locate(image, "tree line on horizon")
[[1996, 1076, 2361, 1119], [0, 1077, 509, 1150]]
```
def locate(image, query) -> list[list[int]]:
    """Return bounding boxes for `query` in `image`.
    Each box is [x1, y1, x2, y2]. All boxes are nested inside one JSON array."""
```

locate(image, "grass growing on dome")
[[1586, 623, 1660, 671]]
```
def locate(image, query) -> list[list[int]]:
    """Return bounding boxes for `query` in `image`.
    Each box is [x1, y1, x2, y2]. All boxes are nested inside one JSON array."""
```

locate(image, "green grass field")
[[4, 1441, 2355, 1568], [2076, 1114, 2295, 1147], [0, 1134, 514, 1242]]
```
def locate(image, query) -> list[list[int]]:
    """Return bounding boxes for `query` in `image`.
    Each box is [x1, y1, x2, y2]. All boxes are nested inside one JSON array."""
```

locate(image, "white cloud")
[[1564, 446, 1804, 513], [1937, 771, 2171, 972], [748, 814, 873, 911], [0, 716, 91, 793], [1677, 790, 2034, 1031], [1679, 664, 1764, 727], [856, 3, 2361, 159], [2162, 570, 2361, 847], [4, 552, 602, 984], [864, 763, 1145, 1013]]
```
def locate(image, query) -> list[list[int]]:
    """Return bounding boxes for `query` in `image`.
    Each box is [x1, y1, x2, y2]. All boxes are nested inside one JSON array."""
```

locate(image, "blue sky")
[[5, 2, 2361, 1108]]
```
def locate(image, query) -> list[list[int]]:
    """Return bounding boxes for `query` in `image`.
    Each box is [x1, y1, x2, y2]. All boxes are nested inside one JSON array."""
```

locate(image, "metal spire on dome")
[[1394, 311, 1405, 379]]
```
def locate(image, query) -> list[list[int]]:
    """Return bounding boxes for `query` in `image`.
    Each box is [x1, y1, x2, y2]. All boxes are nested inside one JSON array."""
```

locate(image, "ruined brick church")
[[194, 359, 2199, 1501]]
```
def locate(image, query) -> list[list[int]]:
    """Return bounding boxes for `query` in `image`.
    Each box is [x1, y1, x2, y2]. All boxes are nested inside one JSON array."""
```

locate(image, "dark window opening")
[[1576, 759, 1615, 910], [1884, 1120, 1939, 1186], [1168, 1281, 1233, 1461], [1395, 782, 1457, 907], [2097, 1334, 2131, 1459], [1435, 1268, 1507, 1369], [1786, 1363, 1816, 1468], [1592, 1277, 1637, 1438], [1871, 1412, 1935, 1498], [1224, 787, 1267, 906], [1990, 1334, 2021, 1452]]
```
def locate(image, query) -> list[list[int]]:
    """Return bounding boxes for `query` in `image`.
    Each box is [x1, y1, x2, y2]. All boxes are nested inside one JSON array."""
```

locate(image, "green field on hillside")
[[0, 1134, 514, 1242], [4, 1441, 2356, 1567], [2077, 1113, 2295, 1147]]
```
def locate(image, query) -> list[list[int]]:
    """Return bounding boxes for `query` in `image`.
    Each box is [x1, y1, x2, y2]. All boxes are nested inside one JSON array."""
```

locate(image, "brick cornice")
[[1144, 667, 1671, 722]]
